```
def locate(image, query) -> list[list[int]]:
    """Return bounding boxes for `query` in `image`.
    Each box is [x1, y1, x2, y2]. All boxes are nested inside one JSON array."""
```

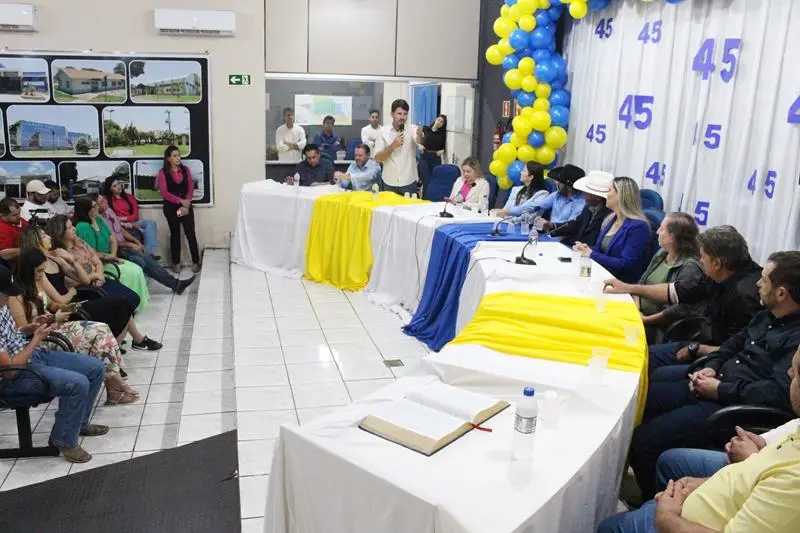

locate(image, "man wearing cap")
[[44, 180, 69, 216], [0, 265, 108, 463], [19, 179, 54, 222], [495, 164, 586, 224], [550, 170, 613, 246]]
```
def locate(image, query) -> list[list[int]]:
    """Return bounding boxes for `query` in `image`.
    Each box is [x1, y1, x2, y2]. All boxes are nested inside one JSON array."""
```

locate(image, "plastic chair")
[[346, 139, 360, 160], [424, 164, 460, 202], [643, 209, 665, 263], [485, 174, 499, 209], [640, 189, 664, 211], [544, 179, 558, 193]]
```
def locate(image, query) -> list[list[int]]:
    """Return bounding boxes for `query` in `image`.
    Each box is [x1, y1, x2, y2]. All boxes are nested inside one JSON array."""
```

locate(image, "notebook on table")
[[359, 381, 510, 456]]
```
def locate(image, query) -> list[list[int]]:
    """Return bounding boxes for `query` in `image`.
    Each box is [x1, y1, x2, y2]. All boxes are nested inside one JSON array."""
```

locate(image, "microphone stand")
[[490, 217, 513, 236], [439, 199, 454, 218], [515, 241, 537, 266]]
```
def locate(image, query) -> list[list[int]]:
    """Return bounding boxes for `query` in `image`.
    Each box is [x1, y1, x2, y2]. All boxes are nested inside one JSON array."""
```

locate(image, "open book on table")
[[359, 380, 510, 456]]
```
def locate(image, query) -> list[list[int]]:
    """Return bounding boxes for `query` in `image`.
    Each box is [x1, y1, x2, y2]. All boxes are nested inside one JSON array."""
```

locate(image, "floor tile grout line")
[[263, 271, 299, 425]]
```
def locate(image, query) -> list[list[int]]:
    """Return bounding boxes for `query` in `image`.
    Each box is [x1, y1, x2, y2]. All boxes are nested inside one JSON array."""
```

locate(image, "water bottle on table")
[[292, 173, 300, 188], [512, 386, 538, 460]]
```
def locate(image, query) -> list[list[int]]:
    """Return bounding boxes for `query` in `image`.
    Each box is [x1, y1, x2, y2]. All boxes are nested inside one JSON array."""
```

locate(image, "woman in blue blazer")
[[573, 177, 652, 283]]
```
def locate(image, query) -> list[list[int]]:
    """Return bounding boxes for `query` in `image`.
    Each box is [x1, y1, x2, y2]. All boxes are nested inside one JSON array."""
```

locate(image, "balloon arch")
[[485, 0, 687, 190]]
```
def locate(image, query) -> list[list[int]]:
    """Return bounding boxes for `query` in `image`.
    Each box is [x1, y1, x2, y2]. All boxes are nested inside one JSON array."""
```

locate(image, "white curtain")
[[564, 0, 800, 263]]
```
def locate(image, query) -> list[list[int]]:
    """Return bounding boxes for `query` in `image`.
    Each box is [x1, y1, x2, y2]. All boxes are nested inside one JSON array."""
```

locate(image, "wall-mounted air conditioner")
[[0, 3, 36, 33], [153, 9, 236, 37]]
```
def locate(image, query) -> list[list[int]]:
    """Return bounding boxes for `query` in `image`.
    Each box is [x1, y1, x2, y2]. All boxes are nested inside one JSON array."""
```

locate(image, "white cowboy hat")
[[573, 170, 614, 199]]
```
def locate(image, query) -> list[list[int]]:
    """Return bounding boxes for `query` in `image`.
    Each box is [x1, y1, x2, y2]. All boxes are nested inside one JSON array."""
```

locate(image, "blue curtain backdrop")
[[411, 84, 440, 126]]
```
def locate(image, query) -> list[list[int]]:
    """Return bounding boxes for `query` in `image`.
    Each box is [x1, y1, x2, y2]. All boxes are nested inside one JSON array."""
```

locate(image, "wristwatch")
[[687, 342, 701, 358]]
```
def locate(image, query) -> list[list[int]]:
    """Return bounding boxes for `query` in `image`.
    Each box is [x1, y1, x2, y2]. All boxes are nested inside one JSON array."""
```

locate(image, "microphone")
[[439, 197, 455, 218], [490, 217, 513, 236], [514, 222, 555, 266]]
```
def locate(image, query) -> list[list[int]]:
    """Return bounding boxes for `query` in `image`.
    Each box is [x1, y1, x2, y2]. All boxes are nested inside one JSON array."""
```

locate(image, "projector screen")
[[294, 94, 353, 126]]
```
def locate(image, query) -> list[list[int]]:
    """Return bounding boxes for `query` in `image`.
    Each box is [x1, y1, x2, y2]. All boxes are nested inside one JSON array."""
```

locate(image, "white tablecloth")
[[231, 181, 342, 276], [265, 346, 640, 533]]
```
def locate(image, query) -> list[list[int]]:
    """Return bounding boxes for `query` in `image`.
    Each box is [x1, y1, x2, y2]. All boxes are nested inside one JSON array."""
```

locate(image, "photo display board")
[[0, 52, 212, 206]]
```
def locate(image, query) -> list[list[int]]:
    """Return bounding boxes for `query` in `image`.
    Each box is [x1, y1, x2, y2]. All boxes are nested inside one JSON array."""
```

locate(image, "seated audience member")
[[284, 144, 335, 187], [275, 106, 306, 163], [334, 144, 382, 191], [0, 197, 27, 265], [374, 99, 425, 197], [94, 194, 195, 294], [491, 162, 549, 216], [448, 157, 491, 210], [313, 115, 342, 160], [10, 248, 139, 404], [19, 179, 54, 222], [605, 226, 762, 371], [0, 265, 108, 463], [553, 170, 613, 246], [72, 197, 150, 309], [573, 177, 650, 283], [629, 251, 800, 500], [637, 213, 705, 344], [102, 177, 159, 260], [418, 114, 447, 193], [599, 347, 800, 533], [360, 109, 381, 153], [44, 180, 68, 215], [498, 164, 586, 223]]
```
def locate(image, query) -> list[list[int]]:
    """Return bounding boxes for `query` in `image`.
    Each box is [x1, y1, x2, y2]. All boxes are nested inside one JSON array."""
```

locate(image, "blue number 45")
[[694, 201, 710, 226], [619, 95, 655, 129], [645, 162, 666, 185], [638, 20, 662, 44]]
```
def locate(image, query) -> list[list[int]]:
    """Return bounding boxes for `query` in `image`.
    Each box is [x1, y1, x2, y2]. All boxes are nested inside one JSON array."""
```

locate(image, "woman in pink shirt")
[[102, 176, 159, 260], [157, 146, 201, 273]]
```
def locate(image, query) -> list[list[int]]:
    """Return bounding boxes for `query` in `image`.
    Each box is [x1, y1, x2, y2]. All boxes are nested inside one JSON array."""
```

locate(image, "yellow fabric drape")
[[305, 192, 427, 291], [450, 292, 649, 423]]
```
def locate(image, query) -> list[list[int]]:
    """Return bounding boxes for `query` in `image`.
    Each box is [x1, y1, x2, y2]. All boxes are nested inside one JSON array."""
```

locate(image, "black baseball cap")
[[0, 265, 22, 297]]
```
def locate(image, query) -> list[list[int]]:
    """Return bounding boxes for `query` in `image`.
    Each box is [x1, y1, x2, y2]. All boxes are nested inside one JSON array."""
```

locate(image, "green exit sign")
[[228, 74, 251, 86]]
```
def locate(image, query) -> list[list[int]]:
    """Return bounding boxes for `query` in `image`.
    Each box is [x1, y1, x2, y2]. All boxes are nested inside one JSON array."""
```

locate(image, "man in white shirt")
[[44, 180, 69, 215], [19, 179, 54, 222], [360, 109, 381, 153], [374, 99, 424, 196], [275, 107, 306, 162]]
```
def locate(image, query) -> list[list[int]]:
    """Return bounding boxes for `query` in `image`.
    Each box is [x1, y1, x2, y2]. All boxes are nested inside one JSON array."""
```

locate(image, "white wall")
[[382, 82, 410, 122], [4, 0, 266, 254], [440, 82, 476, 165]]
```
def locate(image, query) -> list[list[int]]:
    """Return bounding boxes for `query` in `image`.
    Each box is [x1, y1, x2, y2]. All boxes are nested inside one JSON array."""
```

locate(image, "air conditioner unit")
[[154, 9, 236, 37], [0, 3, 37, 33]]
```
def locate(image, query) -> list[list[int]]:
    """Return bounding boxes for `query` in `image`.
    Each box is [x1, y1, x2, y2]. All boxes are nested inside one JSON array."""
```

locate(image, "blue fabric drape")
[[402, 223, 529, 352], [411, 84, 439, 126]]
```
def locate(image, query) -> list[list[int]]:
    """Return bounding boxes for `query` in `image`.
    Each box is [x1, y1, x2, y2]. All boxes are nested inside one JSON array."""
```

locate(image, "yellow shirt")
[[681, 428, 800, 532]]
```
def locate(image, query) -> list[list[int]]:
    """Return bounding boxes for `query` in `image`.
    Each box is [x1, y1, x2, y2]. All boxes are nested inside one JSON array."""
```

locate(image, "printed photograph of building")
[[0, 112, 5, 157], [134, 159, 203, 201], [6, 105, 100, 158], [0, 57, 50, 103], [58, 160, 130, 200], [0, 161, 57, 200], [129, 60, 202, 104], [52, 59, 127, 103], [103, 106, 191, 157]]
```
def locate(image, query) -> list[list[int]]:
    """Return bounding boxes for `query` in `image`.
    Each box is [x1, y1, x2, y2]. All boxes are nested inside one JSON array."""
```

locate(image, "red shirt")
[[157, 167, 194, 205], [0, 218, 28, 251], [109, 195, 140, 223]]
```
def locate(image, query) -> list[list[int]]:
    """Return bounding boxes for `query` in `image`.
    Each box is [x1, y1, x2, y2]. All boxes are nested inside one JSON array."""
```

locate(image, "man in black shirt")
[[552, 170, 613, 246], [284, 144, 334, 187], [629, 251, 800, 499]]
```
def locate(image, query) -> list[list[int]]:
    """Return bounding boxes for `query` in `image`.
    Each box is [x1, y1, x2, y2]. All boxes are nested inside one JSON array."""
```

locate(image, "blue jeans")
[[0, 350, 104, 447], [382, 182, 419, 197], [122, 249, 177, 291], [648, 342, 681, 375], [418, 151, 441, 196], [135, 219, 159, 257]]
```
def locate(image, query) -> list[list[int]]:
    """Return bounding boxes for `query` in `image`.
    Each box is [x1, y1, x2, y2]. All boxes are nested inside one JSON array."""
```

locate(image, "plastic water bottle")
[[371, 183, 380, 201], [527, 227, 539, 254], [513, 386, 538, 460], [520, 213, 531, 234], [412, 193, 418, 200], [480, 193, 489, 215], [579, 253, 592, 278], [404, 192, 410, 199], [292, 173, 300, 188]]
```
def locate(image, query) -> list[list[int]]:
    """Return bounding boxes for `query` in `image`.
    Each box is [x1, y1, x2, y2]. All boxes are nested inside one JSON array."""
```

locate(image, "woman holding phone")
[[158, 145, 201, 274]]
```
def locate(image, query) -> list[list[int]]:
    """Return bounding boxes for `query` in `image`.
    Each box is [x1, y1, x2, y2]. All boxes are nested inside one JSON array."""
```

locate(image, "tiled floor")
[[0, 248, 430, 531]]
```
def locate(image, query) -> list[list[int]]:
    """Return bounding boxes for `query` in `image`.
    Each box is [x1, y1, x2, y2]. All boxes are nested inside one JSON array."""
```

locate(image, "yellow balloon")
[[489, 159, 508, 177], [504, 69, 523, 90], [508, 4, 522, 21], [536, 145, 557, 165], [535, 83, 552, 99], [569, 1, 588, 19], [533, 98, 551, 111], [530, 110, 552, 132], [496, 143, 517, 164], [509, 133, 526, 147], [485, 45, 504, 66], [500, 4, 510, 18], [544, 126, 568, 150], [518, 14, 536, 32], [521, 75, 538, 93], [539, 0, 552, 8], [518, 57, 535, 77], [498, 175, 514, 190], [517, 144, 537, 163], [498, 38, 514, 55], [512, 115, 534, 137], [521, 106, 535, 118], [517, 0, 538, 15], [493, 17, 515, 38]]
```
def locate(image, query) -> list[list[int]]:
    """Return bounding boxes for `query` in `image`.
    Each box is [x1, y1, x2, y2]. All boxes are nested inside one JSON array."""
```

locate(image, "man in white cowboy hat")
[[550, 170, 614, 246], [19, 179, 54, 223]]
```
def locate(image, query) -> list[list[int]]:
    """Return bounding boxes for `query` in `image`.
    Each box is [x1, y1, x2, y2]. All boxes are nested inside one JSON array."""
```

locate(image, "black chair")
[[0, 333, 74, 459], [662, 314, 710, 344]]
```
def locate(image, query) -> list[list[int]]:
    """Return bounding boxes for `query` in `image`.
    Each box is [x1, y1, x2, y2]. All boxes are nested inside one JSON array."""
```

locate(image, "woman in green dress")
[[72, 196, 150, 310]]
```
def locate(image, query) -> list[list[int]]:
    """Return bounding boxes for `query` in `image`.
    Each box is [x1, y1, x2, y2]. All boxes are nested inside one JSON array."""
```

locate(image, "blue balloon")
[[550, 89, 571, 108], [517, 91, 535, 107], [548, 5, 564, 20], [528, 131, 545, 148], [552, 56, 568, 78], [665, 0, 685, 4], [548, 40, 557, 52], [502, 132, 513, 144], [503, 54, 520, 70], [550, 106, 570, 128], [544, 23, 556, 35], [511, 89, 522, 99], [535, 12, 550, 26], [505, 0, 518, 5], [550, 81, 564, 90], [545, 155, 559, 170], [588, 0, 612, 9], [509, 29, 530, 50], [529, 27, 551, 49], [507, 160, 525, 183], [517, 47, 534, 58], [532, 49, 551, 63], [535, 60, 557, 83]]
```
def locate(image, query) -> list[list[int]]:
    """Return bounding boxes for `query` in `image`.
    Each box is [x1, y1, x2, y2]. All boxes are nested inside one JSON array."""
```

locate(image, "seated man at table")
[[629, 251, 800, 500], [313, 115, 342, 160], [334, 143, 381, 191], [599, 347, 800, 533], [604, 226, 762, 372], [284, 144, 335, 187], [495, 164, 586, 225], [551, 170, 613, 246]]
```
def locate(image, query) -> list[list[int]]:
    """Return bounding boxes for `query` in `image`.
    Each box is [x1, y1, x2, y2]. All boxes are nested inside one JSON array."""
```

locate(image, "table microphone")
[[439, 197, 455, 218], [515, 225, 555, 266]]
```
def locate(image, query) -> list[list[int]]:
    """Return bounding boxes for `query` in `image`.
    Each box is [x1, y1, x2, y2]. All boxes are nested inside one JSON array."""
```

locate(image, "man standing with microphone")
[[374, 99, 424, 196]]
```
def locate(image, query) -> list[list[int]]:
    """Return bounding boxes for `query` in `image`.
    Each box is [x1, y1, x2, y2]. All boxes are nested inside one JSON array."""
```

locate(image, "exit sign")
[[228, 73, 251, 86]]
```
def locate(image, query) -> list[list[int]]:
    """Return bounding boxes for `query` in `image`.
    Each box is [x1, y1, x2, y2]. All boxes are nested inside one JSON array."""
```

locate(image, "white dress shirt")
[[275, 123, 307, 162], [360, 125, 381, 153], [373, 124, 419, 188]]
